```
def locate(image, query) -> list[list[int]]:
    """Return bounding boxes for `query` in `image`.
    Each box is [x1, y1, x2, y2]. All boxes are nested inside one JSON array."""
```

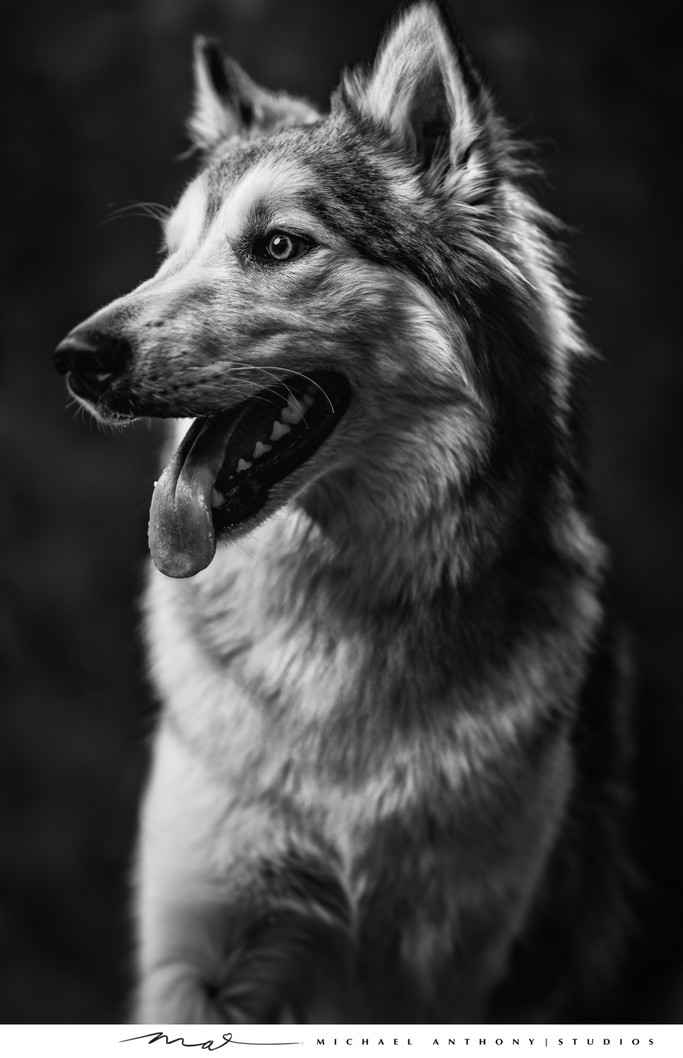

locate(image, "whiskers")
[[66, 393, 95, 430], [229, 364, 335, 424], [99, 201, 171, 227], [66, 391, 109, 431], [65, 394, 134, 434]]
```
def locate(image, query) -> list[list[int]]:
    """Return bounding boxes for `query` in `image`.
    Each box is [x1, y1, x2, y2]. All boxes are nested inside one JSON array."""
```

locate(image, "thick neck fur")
[[182, 443, 602, 675], [297, 470, 500, 613]]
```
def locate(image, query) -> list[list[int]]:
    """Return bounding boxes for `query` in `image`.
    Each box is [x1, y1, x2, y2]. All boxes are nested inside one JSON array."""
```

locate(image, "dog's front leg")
[[132, 720, 251, 1023], [132, 721, 356, 1024]]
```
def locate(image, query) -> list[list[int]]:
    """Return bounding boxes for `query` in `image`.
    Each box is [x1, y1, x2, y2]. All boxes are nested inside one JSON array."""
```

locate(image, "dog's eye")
[[253, 230, 311, 264]]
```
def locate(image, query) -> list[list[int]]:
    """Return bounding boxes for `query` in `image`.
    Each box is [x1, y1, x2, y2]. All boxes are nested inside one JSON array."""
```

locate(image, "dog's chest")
[[157, 575, 440, 784], [145, 532, 482, 852]]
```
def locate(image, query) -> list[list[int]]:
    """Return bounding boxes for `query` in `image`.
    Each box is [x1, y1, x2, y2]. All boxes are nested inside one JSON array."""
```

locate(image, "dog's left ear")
[[189, 37, 318, 151], [345, 1, 500, 199]]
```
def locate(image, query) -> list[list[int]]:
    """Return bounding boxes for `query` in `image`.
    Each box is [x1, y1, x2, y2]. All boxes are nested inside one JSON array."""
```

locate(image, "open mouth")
[[148, 371, 351, 578]]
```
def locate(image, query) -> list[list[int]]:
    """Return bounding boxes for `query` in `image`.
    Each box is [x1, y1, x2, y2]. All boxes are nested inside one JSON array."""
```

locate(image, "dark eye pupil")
[[268, 234, 293, 259]]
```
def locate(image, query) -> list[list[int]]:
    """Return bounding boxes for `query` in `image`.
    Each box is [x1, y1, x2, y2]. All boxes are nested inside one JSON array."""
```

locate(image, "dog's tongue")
[[148, 412, 241, 578]]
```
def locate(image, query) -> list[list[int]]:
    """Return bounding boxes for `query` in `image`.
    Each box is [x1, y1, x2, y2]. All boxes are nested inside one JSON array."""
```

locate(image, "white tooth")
[[153, 480, 158, 488], [236, 458, 252, 473], [281, 397, 305, 424], [300, 394, 314, 411], [211, 487, 224, 508], [270, 421, 291, 442], [252, 441, 272, 459]]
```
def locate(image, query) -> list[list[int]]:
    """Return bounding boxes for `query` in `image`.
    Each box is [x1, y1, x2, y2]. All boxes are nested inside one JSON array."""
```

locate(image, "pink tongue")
[[148, 413, 243, 578]]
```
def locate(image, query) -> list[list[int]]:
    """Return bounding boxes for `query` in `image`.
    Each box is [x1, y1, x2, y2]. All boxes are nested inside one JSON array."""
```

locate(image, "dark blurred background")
[[1, 0, 682, 1024]]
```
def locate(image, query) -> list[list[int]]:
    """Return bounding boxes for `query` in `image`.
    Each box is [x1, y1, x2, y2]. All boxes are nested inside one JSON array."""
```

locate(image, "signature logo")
[[121, 1031, 302, 1050]]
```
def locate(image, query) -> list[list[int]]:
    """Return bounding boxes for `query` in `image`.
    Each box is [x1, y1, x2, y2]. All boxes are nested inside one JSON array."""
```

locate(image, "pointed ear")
[[189, 37, 319, 151], [347, 2, 498, 199]]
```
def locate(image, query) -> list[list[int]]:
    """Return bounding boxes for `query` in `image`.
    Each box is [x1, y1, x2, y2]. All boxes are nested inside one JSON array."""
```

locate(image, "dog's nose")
[[54, 330, 131, 401]]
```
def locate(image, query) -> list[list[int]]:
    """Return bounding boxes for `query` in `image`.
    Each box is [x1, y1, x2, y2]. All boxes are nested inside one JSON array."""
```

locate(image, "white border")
[[0, 1024, 678, 1058]]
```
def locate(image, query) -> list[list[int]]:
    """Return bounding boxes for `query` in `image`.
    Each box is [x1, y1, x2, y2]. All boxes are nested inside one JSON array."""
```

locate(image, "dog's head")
[[55, 1, 582, 579]]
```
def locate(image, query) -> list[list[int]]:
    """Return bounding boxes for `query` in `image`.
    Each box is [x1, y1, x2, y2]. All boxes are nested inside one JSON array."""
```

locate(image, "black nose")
[[54, 330, 131, 402]]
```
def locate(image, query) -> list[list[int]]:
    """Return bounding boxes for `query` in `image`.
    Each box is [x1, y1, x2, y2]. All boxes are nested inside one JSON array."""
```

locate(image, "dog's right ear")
[[189, 37, 318, 151]]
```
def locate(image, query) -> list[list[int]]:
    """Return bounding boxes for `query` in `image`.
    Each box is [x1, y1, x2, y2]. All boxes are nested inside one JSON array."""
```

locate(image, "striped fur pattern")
[[57, 1, 668, 1023]]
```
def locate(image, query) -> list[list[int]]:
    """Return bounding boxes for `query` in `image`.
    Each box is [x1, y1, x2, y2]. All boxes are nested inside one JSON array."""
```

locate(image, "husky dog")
[[55, 0, 676, 1025]]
